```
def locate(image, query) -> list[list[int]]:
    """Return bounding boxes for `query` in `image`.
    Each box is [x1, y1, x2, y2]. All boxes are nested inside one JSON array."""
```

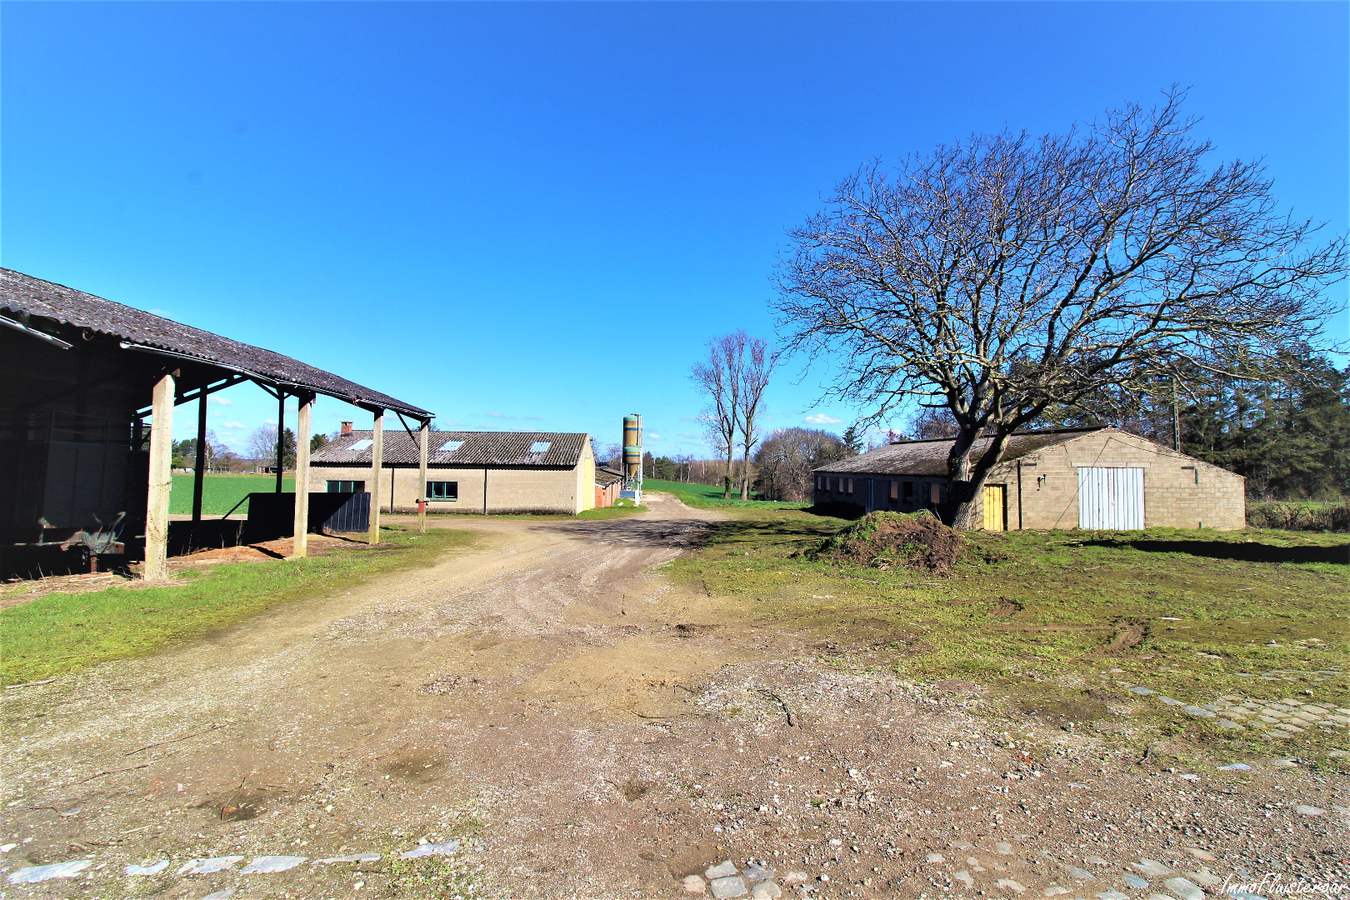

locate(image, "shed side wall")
[[992, 431, 1245, 530], [310, 464, 583, 515]]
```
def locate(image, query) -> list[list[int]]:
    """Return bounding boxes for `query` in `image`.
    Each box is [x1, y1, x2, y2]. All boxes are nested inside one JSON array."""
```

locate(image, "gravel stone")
[[1163, 876, 1204, 900], [710, 875, 749, 899], [750, 881, 782, 900]]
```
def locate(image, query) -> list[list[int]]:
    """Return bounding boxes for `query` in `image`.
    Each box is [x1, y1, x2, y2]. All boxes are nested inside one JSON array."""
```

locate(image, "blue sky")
[[3, 2, 1346, 457]]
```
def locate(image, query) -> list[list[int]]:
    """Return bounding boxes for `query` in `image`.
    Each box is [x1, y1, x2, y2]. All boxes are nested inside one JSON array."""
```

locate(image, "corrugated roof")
[[0, 268, 432, 419], [314, 430, 589, 468], [815, 428, 1103, 476], [595, 467, 625, 487]]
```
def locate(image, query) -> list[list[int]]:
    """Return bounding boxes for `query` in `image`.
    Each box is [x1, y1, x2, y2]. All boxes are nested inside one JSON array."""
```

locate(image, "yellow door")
[[982, 484, 1006, 531]]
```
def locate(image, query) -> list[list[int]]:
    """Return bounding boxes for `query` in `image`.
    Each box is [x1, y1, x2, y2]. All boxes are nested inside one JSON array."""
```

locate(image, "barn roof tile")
[[814, 428, 1104, 477], [0, 268, 432, 419], [314, 430, 589, 468]]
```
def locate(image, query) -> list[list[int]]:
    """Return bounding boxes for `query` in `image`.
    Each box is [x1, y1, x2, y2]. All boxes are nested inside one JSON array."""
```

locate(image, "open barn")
[[814, 426, 1246, 531], [0, 268, 434, 579]]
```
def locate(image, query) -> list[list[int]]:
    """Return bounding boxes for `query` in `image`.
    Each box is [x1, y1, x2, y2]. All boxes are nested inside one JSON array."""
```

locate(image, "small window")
[[903, 481, 914, 500], [889, 481, 898, 500], [930, 483, 941, 504], [427, 481, 458, 500], [437, 440, 463, 454], [847, 478, 854, 494], [348, 439, 372, 452], [327, 480, 365, 493], [529, 441, 551, 453]]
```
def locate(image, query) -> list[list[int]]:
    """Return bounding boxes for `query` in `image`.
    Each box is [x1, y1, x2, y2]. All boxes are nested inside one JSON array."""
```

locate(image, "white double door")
[[1077, 467, 1145, 530]]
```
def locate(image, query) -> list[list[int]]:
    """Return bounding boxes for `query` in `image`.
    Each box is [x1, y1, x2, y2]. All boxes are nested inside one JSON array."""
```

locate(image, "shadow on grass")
[[1083, 538, 1349, 565]]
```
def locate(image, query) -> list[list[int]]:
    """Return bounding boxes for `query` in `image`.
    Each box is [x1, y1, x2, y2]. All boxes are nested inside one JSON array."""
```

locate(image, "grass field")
[[668, 508, 1350, 757], [169, 473, 294, 516], [0, 526, 475, 685], [643, 478, 810, 510]]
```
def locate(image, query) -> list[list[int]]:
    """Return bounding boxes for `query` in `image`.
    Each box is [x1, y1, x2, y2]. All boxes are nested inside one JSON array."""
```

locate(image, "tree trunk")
[[946, 429, 1012, 530], [740, 444, 751, 500], [723, 450, 734, 499]]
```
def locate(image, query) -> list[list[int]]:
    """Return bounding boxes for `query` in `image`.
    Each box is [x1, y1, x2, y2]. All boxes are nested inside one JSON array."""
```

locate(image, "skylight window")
[[529, 441, 551, 453], [437, 440, 463, 454], [348, 439, 373, 451]]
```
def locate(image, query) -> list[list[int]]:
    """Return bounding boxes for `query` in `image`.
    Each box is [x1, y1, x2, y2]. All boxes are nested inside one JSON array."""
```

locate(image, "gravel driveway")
[[2, 493, 1345, 899]]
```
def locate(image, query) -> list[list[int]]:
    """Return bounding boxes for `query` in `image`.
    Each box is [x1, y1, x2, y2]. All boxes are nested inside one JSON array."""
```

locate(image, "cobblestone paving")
[[1099, 669, 1348, 738]]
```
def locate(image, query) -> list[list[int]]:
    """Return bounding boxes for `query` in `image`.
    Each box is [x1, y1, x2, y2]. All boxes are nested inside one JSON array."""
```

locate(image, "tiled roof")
[[313, 430, 589, 468], [814, 428, 1103, 476], [595, 467, 625, 487], [0, 268, 432, 419]]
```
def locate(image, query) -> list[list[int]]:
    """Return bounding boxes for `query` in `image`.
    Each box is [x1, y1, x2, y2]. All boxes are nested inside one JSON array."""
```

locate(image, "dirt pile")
[[807, 510, 965, 574]]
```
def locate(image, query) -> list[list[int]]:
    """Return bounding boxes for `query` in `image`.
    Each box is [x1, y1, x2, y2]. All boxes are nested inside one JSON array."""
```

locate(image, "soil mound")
[[807, 510, 965, 575]]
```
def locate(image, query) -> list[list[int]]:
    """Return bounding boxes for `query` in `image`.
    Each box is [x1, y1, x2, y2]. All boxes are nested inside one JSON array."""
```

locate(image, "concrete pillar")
[[144, 370, 176, 582], [292, 393, 313, 558], [418, 419, 429, 533], [368, 409, 384, 544]]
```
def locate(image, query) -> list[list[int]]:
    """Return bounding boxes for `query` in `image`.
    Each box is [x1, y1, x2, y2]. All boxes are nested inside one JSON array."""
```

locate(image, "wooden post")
[[192, 392, 207, 521], [418, 419, 429, 533], [368, 409, 384, 544], [144, 370, 176, 582], [275, 390, 286, 492], [292, 392, 313, 558]]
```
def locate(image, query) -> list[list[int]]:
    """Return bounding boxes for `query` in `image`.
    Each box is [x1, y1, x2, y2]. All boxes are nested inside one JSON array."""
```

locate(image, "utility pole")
[[1171, 375, 1181, 452]]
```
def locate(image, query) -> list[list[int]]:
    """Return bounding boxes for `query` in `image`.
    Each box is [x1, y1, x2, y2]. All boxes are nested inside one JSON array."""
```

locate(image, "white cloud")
[[648, 433, 662, 440], [210, 396, 234, 407], [265, 419, 278, 425], [804, 413, 843, 425], [222, 421, 246, 429]]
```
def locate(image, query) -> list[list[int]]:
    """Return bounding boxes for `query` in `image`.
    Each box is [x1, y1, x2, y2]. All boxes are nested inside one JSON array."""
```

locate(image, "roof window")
[[437, 440, 463, 454], [529, 441, 551, 453], [348, 439, 372, 451]]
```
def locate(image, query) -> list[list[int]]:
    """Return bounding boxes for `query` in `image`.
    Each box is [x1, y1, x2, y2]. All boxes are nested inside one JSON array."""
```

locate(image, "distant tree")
[[841, 424, 864, 455], [754, 428, 851, 501], [173, 431, 226, 471], [280, 428, 297, 469], [247, 425, 278, 467], [691, 333, 744, 499], [776, 90, 1346, 527], [603, 443, 622, 469], [735, 335, 778, 500], [311, 432, 329, 453], [906, 407, 960, 440]]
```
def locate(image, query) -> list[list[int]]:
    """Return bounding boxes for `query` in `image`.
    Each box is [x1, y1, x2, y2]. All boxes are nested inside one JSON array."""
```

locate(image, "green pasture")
[[643, 478, 809, 510], [169, 473, 294, 516]]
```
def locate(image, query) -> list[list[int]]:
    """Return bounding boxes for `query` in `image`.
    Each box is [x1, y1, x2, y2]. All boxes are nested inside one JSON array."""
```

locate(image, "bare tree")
[[247, 424, 278, 467], [906, 406, 960, 440], [691, 334, 743, 498], [736, 335, 778, 499], [754, 427, 851, 501], [775, 90, 1346, 528]]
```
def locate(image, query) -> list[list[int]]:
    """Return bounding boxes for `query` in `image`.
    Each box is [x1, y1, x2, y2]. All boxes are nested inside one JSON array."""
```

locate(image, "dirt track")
[[1, 494, 1346, 899]]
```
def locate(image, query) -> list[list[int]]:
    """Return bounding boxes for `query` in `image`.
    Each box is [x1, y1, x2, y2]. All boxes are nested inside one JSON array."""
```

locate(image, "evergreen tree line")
[[1036, 355, 1350, 501]]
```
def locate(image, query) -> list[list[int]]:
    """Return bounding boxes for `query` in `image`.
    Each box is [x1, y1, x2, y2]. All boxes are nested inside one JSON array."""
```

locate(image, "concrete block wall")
[[310, 464, 587, 515], [984, 430, 1246, 531]]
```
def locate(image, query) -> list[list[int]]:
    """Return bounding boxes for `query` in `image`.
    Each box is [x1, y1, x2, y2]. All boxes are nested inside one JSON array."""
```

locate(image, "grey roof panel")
[[314, 431, 588, 468], [0, 268, 433, 419], [814, 428, 1102, 476]]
